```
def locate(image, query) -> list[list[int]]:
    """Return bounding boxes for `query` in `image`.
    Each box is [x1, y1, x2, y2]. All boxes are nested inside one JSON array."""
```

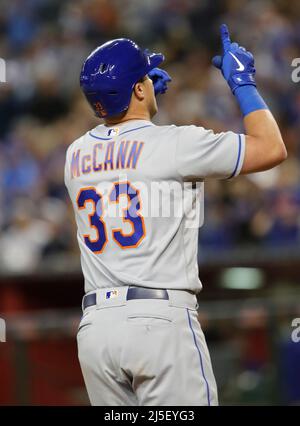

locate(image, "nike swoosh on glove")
[[212, 24, 256, 93], [148, 68, 172, 95]]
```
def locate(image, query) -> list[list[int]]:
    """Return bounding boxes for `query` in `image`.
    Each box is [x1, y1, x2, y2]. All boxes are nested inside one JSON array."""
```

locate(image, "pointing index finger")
[[220, 24, 231, 52]]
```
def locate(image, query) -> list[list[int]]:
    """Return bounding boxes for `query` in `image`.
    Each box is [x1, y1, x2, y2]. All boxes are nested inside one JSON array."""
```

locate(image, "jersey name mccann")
[[70, 140, 144, 178]]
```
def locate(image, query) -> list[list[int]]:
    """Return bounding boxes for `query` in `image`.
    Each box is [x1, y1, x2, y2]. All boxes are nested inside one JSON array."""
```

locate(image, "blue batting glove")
[[148, 68, 172, 95], [212, 24, 256, 94]]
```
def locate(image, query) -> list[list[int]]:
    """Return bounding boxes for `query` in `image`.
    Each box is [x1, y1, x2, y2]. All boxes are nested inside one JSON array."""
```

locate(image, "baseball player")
[[64, 25, 287, 406]]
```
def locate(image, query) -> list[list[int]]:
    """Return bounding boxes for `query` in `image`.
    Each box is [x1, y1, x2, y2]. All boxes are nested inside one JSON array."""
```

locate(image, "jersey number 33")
[[76, 181, 145, 253]]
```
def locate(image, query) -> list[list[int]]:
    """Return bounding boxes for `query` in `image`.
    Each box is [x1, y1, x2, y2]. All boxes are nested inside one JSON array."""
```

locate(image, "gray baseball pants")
[[77, 286, 218, 406]]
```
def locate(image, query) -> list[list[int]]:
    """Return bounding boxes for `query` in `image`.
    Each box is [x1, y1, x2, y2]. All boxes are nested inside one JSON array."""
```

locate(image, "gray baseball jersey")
[[65, 119, 245, 294]]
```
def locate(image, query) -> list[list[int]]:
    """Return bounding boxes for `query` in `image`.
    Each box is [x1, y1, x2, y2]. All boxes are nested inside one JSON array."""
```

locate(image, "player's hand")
[[148, 68, 172, 95], [212, 24, 256, 94]]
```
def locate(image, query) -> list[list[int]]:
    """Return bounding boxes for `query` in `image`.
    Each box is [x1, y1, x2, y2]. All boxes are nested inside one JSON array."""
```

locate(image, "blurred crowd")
[[0, 0, 300, 273]]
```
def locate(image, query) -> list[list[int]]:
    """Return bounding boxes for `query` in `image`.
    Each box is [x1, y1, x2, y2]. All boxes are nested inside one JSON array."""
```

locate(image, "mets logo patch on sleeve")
[[106, 289, 119, 299]]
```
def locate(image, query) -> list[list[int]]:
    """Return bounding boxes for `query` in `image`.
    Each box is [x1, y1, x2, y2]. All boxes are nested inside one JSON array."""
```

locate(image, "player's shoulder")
[[152, 123, 197, 131], [66, 135, 84, 154], [156, 124, 212, 144], [151, 123, 206, 136], [175, 124, 208, 134], [65, 125, 105, 158]]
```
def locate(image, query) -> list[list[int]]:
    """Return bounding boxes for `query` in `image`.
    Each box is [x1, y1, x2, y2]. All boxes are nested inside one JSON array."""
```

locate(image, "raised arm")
[[212, 24, 287, 174]]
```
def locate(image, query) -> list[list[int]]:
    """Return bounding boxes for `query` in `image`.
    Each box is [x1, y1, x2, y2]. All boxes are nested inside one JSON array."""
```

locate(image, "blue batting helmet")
[[80, 38, 164, 118]]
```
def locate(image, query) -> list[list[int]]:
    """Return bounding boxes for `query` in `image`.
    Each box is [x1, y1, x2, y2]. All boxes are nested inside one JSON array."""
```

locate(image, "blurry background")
[[0, 0, 300, 405]]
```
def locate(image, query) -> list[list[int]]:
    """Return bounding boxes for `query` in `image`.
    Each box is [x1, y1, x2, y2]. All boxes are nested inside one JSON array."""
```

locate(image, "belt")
[[83, 287, 169, 310]]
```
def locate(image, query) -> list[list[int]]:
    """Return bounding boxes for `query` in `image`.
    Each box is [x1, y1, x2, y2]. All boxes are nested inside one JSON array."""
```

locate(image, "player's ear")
[[133, 77, 146, 101]]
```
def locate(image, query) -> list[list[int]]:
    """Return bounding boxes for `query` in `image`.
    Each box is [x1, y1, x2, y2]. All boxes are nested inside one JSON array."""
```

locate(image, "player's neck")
[[104, 114, 151, 126], [104, 108, 152, 127]]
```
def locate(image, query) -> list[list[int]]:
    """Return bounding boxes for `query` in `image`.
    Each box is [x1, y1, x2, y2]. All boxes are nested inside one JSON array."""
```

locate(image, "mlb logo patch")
[[106, 289, 119, 299], [107, 127, 119, 137]]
